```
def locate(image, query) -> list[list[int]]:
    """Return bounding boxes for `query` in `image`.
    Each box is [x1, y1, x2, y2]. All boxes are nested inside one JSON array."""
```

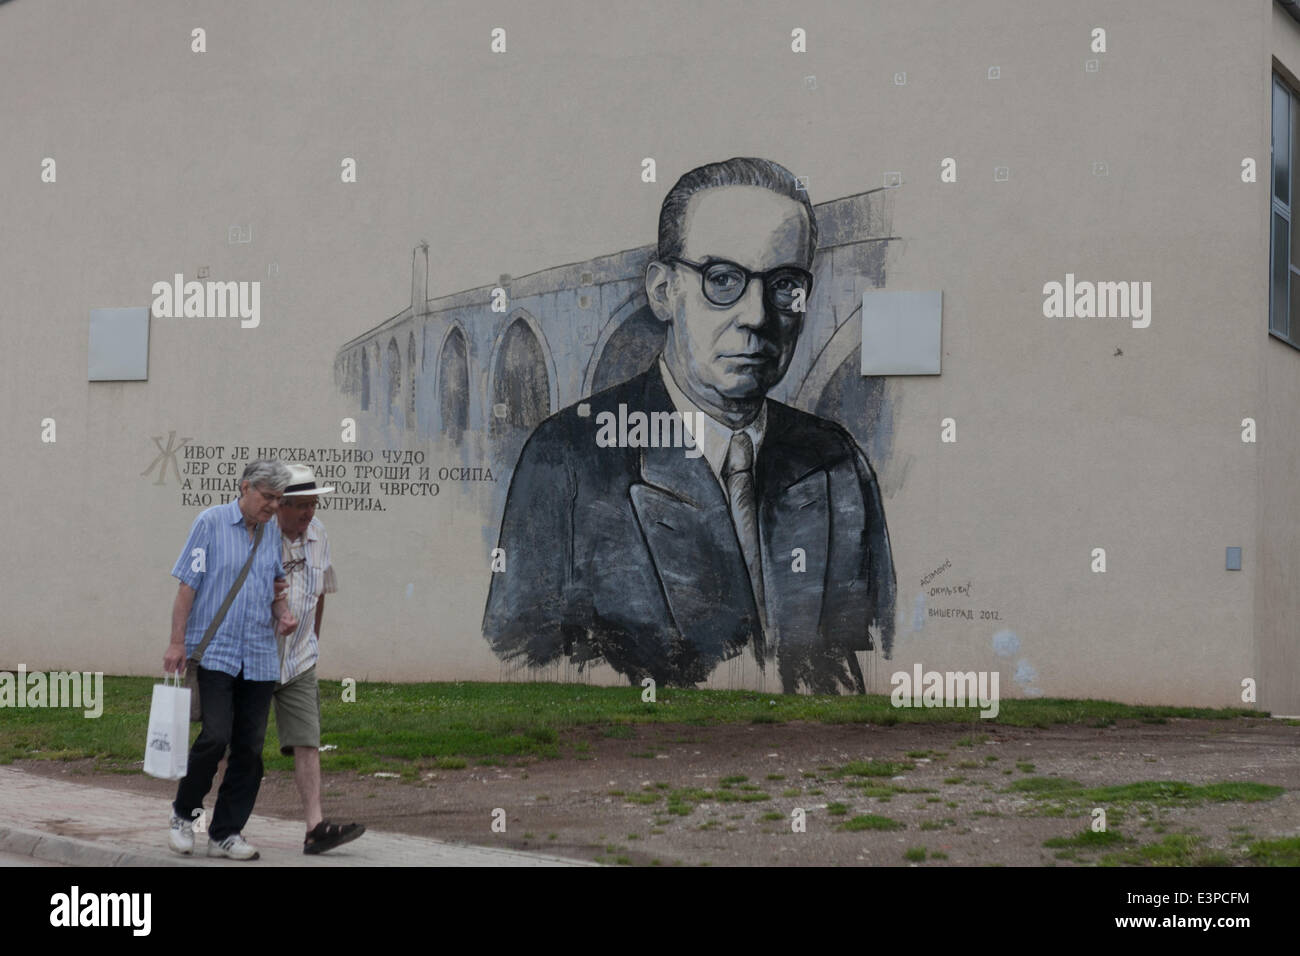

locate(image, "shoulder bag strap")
[[189, 521, 266, 664]]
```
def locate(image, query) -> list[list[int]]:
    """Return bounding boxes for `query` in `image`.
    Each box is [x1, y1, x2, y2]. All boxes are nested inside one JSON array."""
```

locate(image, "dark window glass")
[[1275, 80, 1290, 204], [1272, 211, 1289, 336], [1290, 267, 1300, 339]]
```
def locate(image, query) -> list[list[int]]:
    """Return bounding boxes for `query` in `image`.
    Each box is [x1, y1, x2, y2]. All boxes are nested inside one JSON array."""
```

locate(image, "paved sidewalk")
[[0, 768, 591, 867]]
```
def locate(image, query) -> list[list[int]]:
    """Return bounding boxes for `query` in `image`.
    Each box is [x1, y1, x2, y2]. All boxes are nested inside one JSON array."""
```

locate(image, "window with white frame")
[[1270, 73, 1300, 348]]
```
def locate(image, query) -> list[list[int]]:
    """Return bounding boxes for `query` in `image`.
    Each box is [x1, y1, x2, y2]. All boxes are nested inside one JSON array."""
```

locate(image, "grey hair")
[[239, 459, 292, 494], [656, 157, 817, 265]]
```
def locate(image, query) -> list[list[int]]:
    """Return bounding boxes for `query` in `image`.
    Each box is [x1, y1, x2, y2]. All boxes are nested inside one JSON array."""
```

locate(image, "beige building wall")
[[1259, 4, 1300, 714], [0, 0, 1294, 709]]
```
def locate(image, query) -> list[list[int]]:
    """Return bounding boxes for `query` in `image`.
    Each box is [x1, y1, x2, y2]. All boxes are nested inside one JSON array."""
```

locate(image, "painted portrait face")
[[656, 185, 813, 409]]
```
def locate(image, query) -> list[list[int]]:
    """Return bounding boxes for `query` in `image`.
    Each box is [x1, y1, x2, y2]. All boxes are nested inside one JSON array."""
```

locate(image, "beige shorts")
[[272, 666, 321, 755]]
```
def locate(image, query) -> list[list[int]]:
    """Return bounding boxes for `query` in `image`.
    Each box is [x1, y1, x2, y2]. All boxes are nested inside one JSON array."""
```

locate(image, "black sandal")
[[303, 820, 366, 855]]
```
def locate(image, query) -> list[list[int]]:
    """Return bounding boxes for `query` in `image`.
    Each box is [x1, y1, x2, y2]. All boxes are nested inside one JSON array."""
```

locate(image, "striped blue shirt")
[[171, 499, 285, 682]]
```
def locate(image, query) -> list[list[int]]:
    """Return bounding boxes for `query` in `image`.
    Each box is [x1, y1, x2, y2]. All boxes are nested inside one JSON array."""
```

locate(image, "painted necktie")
[[722, 431, 767, 657]]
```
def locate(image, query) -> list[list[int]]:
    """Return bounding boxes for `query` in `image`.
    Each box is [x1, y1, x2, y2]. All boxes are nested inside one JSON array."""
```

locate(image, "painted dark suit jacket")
[[482, 361, 896, 694]]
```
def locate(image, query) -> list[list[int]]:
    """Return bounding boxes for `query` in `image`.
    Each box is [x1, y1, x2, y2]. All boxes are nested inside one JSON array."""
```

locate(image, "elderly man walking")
[[274, 464, 364, 854], [164, 459, 298, 860]]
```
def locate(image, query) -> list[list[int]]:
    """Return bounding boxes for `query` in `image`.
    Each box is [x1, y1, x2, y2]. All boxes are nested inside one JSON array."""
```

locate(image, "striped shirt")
[[171, 500, 285, 682], [278, 516, 337, 684]]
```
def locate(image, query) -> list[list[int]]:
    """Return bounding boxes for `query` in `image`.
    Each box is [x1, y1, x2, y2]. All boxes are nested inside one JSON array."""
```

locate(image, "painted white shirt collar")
[[658, 357, 767, 487]]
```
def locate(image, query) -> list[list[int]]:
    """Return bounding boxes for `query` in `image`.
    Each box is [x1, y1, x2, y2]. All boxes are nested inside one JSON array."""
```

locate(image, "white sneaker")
[[168, 813, 194, 855], [208, 833, 260, 860]]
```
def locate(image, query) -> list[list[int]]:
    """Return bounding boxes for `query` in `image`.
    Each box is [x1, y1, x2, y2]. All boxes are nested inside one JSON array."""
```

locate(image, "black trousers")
[[173, 666, 276, 842]]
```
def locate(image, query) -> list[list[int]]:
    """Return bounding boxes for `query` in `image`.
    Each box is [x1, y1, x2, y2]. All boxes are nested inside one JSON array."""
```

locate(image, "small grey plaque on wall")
[[861, 290, 943, 375], [88, 307, 150, 381]]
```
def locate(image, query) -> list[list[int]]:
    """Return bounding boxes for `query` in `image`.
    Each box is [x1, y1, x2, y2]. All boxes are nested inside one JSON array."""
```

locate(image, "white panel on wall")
[[88, 307, 150, 381], [860, 290, 942, 375]]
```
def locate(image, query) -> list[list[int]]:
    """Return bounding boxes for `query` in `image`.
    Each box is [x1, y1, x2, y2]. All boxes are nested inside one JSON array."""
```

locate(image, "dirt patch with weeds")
[[16, 717, 1300, 866]]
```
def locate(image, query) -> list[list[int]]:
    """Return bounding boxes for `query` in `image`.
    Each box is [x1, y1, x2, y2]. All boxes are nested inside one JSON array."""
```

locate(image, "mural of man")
[[483, 157, 895, 694]]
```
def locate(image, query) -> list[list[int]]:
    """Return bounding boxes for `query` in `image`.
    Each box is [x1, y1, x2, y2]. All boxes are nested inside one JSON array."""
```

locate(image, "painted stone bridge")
[[334, 187, 899, 480]]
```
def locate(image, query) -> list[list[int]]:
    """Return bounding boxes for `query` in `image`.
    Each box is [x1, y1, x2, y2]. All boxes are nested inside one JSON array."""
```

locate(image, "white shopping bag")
[[143, 672, 190, 780]]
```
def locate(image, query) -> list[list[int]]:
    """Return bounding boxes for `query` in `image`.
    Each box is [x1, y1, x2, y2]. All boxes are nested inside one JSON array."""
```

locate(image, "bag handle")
[[190, 521, 266, 665]]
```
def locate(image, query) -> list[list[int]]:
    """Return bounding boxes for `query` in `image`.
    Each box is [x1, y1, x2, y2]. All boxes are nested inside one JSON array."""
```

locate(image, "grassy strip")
[[1008, 778, 1284, 806], [1099, 834, 1232, 867], [0, 677, 1270, 776], [1243, 836, 1300, 866], [1049, 830, 1300, 867], [841, 814, 904, 831]]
